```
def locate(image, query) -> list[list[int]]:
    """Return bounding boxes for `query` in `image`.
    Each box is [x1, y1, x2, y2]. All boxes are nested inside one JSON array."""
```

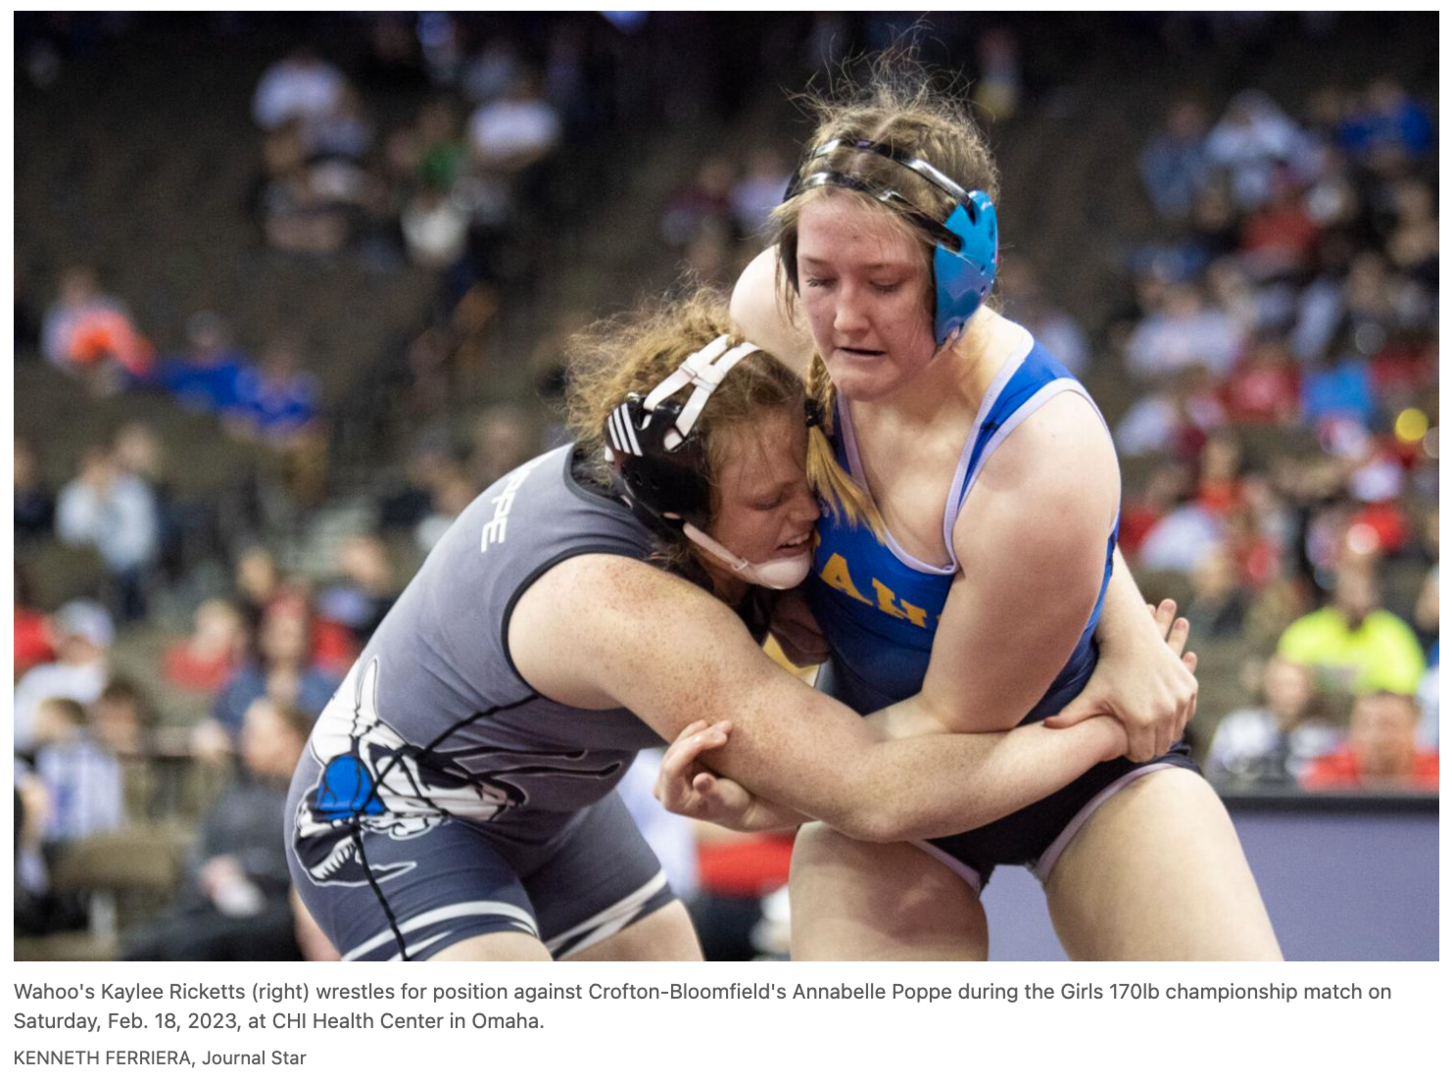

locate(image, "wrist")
[[1090, 716, 1128, 762]]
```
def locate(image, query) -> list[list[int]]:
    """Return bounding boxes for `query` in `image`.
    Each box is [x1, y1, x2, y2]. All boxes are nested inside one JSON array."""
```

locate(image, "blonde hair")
[[771, 56, 999, 534], [565, 288, 804, 568]]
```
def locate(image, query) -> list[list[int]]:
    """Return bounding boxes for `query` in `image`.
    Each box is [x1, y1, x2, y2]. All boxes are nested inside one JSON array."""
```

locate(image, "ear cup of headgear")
[[607, 393, 711, 535], [933, 190, 998, 346]]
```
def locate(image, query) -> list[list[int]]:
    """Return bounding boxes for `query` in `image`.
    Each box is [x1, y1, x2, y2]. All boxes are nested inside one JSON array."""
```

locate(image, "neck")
[[874, 308, 1023, 421], [702, 558, 748, 606]]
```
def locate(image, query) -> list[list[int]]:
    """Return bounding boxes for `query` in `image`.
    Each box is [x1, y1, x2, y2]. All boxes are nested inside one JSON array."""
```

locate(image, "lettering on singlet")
[[818, 553, 939, 628], [480, 458, 545, 551]]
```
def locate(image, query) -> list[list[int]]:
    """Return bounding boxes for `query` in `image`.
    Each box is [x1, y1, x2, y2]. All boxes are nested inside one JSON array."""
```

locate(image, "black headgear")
[[605, 335, 764, 537]]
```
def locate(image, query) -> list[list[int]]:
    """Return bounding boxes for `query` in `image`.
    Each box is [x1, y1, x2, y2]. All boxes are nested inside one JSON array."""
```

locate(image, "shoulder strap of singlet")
[[944, 338, 1111, 549]]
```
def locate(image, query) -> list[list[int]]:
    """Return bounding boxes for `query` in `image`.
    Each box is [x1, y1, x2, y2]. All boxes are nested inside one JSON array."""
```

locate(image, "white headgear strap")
[[642, 334, 764, 450]]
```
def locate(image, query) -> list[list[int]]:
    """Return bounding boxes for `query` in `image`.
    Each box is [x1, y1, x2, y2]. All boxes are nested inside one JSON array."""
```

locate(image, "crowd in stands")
[[1116, 74, 1437, 789], [14, 14, 1437, 961]]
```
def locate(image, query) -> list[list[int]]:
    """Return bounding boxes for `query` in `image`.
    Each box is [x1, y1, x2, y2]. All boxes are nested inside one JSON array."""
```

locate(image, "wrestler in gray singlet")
[[286, 445, 685, 960]]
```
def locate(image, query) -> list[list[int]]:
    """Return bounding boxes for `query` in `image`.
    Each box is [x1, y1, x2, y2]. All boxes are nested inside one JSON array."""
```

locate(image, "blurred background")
[[12, 11, 1438, 961]]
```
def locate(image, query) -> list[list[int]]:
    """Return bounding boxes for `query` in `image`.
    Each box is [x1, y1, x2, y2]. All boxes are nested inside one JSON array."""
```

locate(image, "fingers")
[[1165, 616, 1190, 658], [1125, 728, 1155, 764], [655, 720, 731, 811], [1151, 597, 1177, 639], [1183, 651, 1198, 676]]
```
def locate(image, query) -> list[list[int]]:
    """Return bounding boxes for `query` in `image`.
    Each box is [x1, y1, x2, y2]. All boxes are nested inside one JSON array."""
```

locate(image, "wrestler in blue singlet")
[[806, 329, 1196, 890]]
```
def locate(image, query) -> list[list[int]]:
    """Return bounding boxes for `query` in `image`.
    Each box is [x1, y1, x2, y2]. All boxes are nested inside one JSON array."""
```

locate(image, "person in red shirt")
[[1304, 691, 1438, 791]]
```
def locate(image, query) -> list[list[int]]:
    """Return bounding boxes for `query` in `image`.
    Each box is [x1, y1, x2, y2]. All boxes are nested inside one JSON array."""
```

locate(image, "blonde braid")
[[806, 350, 884, 537]]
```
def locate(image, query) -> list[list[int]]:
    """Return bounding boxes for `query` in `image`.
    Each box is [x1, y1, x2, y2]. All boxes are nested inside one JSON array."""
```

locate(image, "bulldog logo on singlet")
[[293, 658, 524, 889]]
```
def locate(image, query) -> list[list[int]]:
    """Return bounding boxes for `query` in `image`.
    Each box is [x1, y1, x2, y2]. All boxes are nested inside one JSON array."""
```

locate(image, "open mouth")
[[775, 532, 813, 556], [836, 346, 885, 359]]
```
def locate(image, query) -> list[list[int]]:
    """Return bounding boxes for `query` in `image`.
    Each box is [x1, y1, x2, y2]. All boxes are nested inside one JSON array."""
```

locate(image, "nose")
[[833, 283, 870, 336]]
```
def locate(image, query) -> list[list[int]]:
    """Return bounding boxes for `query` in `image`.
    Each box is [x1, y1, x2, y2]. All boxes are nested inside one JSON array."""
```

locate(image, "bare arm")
[[906, 392, 1122, 736], [1049, 548, 1199, 761], [730, 246, 813, 375], [507, 553, 1123, 842]]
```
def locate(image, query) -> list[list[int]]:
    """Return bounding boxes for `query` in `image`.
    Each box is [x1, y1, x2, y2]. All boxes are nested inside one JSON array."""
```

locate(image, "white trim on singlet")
[[836, 324, 1035, 576], [958, 377, 1104, 509], [341, 899, 539, 961], [1029, 762, 1177, 884], [908, 838, 984, 894], [545, 868, 669, 957]]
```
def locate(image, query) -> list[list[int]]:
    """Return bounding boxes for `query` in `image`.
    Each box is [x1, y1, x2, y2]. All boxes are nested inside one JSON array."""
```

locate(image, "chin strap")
[[682, 523, 812, 591]]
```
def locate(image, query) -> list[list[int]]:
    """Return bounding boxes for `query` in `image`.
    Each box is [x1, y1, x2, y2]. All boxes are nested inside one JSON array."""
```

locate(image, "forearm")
[[1097, 547, 1156, 654], [822, 718, 1121, 842]]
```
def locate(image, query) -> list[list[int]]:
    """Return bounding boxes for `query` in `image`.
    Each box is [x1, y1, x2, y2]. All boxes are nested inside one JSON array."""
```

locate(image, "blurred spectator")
[[1277, 563, 1425, 695], [124, 699, 314, 960], [55, 445, 159, 623], [252, 44, 347, 131], [156, 311, 253, 417], [1124, 283, 1245, 381], [1302, 348, 1376, 429], [208, 591, 344, 740], [1337, 76, 1434, 170], [317, 537, 399, 642], [1115, 366, 1226, 459], [14, 599, 114, 752], [377, 429, 453, 534], [467, 71, 561, 173], [14, 573, 57, 679], [999, 261, 1090, 375], [91, 676, 153, 758], [30, 696, 124, 843], [164, 599, 247, 695], [256, 123, 361, 258], [301, 85, 374, 165], [1140, 99, 1211, 221], [1222, 338, 1301, 424], [401, 185, 471, 269], [41, 266, 155, 390], [1136, 500, 1222, 575], [1303, 690, 1438, 791], [14, 435, 55, 546], [1184, 543, 1249, 638], [469, 403, 536, 490], [15, 766, 59, 935], [1239, 176, 1322, 278], [1202, 89, 1318, 213], [730, 146, 792, 240], [1206, 656, 1340, 784], [413, 455, 477, 553], [971, 27, 1021, 121], [661, 156, 736, 249], [233, 545, 285, 638], [231, 337, 322, 449], [1118, 462, 1192, 557]]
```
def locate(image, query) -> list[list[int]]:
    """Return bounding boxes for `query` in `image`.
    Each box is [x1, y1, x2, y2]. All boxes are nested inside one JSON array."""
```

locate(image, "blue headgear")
[[788, 138, 999, 346]]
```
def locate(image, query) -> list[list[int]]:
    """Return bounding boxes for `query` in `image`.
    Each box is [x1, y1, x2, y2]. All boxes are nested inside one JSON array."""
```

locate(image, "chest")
[[846, 409, 968, 569]]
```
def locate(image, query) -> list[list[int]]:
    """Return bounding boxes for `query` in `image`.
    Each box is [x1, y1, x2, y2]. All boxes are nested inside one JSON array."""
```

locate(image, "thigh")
[[290, 817, 542, 962], [1044, 768, 1282, 961], [525, 792, 683, 959], [430, 932, 552, 961], [564, 900, 702, 961], [789, 823, 988, 961]]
